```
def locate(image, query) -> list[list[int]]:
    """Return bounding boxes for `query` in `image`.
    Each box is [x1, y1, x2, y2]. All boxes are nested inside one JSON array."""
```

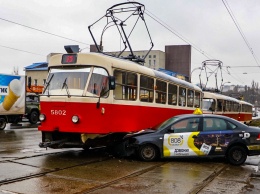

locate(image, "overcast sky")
[[1, 0, 259, 88]]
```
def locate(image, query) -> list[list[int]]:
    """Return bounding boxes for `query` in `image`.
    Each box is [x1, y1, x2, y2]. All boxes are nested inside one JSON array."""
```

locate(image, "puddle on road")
[[20, 148, 44, 153]]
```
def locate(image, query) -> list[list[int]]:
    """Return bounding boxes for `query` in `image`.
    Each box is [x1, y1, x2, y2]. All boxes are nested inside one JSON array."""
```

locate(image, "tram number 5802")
[[51, 110, 66, 116]]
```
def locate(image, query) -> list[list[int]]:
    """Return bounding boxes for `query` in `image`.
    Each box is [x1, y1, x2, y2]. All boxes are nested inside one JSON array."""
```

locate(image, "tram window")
[[194, 91, 200, 108], [222, 100, 226, 112], [44, 67, 90, 96], [140, 75, 154, 102], [114, 70, 137, 101], [155, 80, 166, 104], [242, 105, 245, 112], [87, 67, 109, 97], [228, 101, 232, 112], [187, 89, 194, 107], [234, 103, 239, 112], [238, 104, 242, 112], [203, 99, 215, 111], [168, 84, 177, 105], [230, 101, 234, 112], [179, 87, 186, 107], [225, 101, 229, 112], [224, 100, 229, 112], [217, 100, 223, 111]]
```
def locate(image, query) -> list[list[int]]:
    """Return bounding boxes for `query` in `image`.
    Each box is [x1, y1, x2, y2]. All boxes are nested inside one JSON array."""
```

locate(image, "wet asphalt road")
[[0, 123, 260, 194]]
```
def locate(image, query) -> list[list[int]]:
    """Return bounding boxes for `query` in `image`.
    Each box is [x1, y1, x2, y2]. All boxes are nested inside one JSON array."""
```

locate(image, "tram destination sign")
[[61, 54, 77, 64]]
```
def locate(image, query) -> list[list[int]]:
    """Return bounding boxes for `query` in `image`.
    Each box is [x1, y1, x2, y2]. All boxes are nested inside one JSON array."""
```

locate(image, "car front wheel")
[[138, 144, 158, 161], [226, 146, 247, 165]]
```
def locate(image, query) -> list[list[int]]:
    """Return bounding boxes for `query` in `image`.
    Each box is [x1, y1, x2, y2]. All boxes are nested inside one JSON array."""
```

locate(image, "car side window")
[[171, 118, 200, 133], [227, 121, 237, 129], [203, 118, 228, 131]]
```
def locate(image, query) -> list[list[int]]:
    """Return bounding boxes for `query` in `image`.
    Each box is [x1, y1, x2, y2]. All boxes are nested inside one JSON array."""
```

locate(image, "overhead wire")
[[222, 0, 260, 69], [0, 2, 256, 85], [144, 1, 257, 85], [0, 17, 91, 47], [0, 44, 45, 56], [130, 0, 249, 85]]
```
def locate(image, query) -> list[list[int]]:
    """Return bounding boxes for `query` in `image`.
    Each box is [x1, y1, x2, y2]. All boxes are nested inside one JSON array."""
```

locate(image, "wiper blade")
[[43, 74, 54, 95], [61, 78, 71, 97]]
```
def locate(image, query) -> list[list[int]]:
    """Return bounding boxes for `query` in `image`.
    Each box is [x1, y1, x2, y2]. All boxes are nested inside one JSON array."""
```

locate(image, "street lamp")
[[221, 81, 231, 93], [190, 67, 203, 82]]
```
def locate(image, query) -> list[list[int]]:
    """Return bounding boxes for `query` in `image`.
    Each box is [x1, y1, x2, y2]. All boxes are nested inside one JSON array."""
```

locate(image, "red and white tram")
[[202, 91, 253, 124], [38, 50, 202, 148]]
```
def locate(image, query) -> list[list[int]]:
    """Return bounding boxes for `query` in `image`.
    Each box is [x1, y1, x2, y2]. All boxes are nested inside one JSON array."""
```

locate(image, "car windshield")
[[152, 116, 180, 131]]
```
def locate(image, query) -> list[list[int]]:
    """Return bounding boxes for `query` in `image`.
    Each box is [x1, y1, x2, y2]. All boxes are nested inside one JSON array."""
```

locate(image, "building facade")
[[165, 45, 191, 80]]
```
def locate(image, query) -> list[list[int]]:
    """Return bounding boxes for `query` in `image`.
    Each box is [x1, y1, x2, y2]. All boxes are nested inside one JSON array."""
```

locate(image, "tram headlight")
[[72, 115, 79, 123], [39, 114, 46, 121]]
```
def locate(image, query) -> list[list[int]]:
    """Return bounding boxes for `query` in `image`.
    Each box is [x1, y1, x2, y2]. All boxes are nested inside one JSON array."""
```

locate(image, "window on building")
[[153, 55, 156, 58], [34, 79, 37, 86]]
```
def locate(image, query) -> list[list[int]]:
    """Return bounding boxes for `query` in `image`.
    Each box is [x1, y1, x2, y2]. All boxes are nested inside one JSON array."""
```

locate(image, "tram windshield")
[[43, 67, 109, 96], [202, 98, 216, 111]]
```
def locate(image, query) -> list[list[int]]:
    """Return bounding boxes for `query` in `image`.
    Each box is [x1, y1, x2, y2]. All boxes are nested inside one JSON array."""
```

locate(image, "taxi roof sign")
[[193, 108, 203, 115]]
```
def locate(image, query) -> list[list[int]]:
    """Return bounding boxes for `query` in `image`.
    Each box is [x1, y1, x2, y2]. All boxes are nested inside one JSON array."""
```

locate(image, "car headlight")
[[39, 114, 46, 121], [72, 115, 79, 123]]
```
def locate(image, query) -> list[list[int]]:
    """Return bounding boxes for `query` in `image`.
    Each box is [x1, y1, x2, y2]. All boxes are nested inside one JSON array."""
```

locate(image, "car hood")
[[123, 129, 155, 139]]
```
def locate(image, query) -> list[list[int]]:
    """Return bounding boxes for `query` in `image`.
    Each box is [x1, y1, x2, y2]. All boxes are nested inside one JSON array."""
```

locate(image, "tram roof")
[[48, 52, 202, 91], [239, 100, 253, 106], [203, 91, 240, 103], [203, 91, 253, 106]]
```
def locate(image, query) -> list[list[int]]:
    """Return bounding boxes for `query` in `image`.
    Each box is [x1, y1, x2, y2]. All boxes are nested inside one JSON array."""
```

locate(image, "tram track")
[[1, 151, 258, 193], [189, 164, 228, 194], [0, 150, 112, 186], [80, 161, 169, 194]]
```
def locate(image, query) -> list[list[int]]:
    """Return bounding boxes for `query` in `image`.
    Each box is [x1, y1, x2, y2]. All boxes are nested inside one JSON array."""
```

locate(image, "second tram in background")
[[202, 91, 253, 124]]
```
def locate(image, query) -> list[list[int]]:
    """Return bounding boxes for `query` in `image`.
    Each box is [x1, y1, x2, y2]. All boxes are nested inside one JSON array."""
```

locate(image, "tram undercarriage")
[[39, 131, 127, 150]]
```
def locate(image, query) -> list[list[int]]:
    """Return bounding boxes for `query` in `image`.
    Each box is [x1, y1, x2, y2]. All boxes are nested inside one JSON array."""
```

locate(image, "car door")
[[163, 117, 201, 157], [192, 117, 234, 156]]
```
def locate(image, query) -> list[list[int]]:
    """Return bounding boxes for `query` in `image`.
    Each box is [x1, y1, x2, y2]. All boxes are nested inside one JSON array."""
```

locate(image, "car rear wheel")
[[0, 118, 7, 130], [226, 146, 247, 165], [138, 144, 158, 161]]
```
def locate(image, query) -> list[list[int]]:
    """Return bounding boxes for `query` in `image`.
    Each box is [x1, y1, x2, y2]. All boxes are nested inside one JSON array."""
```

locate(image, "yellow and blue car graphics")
[[125, 113, 260, 165]]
